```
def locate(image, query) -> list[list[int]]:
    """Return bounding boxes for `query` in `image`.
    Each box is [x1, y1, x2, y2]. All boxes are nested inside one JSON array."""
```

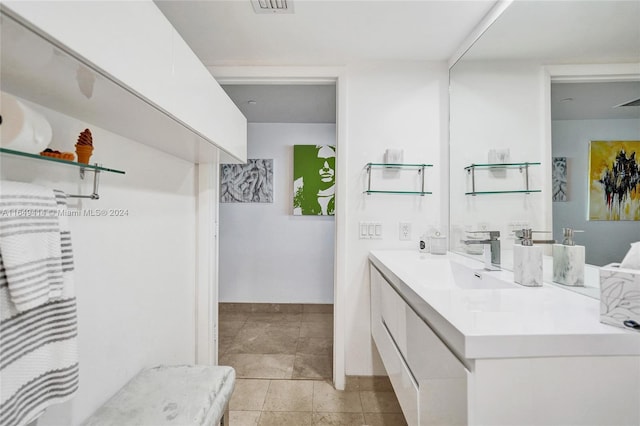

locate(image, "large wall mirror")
[[449, 0, 640, 298]]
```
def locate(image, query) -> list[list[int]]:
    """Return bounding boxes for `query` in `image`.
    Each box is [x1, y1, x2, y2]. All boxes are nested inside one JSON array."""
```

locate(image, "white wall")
[[219, 123, 335, 303], [0, 99, 196, 425], [212, 62, 448, 378], [449, 60, 549, 256], [344, 61, 449, 375], [552, 118, 640, 265]]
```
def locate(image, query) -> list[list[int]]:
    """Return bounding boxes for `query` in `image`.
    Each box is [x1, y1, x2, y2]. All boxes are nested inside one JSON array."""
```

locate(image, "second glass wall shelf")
[[464, 162, 541, 196], [365, 163, 433, 195]]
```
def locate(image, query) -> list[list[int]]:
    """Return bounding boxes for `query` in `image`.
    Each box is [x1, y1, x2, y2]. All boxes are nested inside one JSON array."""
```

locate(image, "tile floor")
[[219, 303, 408, 426], [219, 303, 333, 380]]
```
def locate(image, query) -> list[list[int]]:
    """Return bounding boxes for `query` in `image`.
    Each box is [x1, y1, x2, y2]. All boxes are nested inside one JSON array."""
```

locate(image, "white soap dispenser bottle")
[[552, 228, 585, 287], [514, 229, 542, 287], [513, 229, 555, 287]]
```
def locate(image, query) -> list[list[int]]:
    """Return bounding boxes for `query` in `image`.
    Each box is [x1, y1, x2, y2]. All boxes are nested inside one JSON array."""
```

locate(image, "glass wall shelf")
[[465, 190, 542, 195], [1, 147, 125, 199], [464, 162, 540, 196], [0, 148, 125, 174], [364, 163, 433, 196]]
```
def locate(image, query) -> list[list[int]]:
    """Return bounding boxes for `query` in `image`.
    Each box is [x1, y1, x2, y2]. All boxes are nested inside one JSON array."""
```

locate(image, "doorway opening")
[[550, 80, 640, 267], [217, 83, 338, 382]]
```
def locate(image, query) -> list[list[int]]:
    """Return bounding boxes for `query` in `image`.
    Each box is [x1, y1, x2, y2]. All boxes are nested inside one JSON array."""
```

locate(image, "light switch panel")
[[359, 221, 382, 239]]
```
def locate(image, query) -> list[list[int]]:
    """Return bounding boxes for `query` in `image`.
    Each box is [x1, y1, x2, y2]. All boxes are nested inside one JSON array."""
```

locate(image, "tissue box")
[[600, 263, 640, 332]]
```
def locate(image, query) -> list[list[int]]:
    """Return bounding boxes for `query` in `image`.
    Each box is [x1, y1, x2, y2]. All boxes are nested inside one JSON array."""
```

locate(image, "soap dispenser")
[[552, 228, 585, 287], [513, 229, 555, 287]]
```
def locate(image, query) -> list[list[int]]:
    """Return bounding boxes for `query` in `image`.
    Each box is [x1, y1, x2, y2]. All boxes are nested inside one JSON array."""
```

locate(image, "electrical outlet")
[[399, 222, 411, 240]]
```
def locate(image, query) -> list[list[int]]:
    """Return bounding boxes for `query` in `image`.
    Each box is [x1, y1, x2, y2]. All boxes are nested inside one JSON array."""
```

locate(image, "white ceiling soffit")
[[154, 0, 497, 66], [551, 81, 640, 121], [221, 84, 336, 123], [461, 0, 640, 63]]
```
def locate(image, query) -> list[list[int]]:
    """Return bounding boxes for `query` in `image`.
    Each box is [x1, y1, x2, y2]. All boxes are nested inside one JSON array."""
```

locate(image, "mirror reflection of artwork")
[[588, 141, 640, 221], [552, 157, 568, 202], [220, 159, 273, 203], [293, 145, 335, 216]]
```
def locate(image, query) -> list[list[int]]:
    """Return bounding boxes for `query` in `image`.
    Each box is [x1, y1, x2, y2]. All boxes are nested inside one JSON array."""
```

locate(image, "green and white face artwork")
[[293, 145, 336, 216]]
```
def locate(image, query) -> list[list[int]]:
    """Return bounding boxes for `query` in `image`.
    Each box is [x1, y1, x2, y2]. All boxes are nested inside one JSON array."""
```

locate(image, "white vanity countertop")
[[369, 250, 640, 360]]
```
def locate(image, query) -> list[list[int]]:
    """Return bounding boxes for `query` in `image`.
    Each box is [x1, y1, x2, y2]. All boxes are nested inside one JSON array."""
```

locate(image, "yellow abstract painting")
[[588, 140, 640, 221]]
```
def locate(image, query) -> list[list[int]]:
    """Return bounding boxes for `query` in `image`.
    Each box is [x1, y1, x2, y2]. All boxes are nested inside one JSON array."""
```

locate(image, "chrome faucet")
[[514, 229, 556, 246], [462, 231, 501, 270]]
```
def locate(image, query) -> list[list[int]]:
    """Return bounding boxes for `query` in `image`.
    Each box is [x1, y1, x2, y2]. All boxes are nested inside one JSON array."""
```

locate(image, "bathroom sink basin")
[[450, 261, 522, 290], [412, 258, 522, 290]]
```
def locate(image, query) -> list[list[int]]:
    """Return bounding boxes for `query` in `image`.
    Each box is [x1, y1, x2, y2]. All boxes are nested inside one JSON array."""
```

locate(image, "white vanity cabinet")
[[371, 264, 468, 426], [370, 251, 640, 426]]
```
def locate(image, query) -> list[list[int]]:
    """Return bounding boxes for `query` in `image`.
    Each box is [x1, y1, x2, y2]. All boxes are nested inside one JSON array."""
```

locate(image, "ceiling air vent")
[[251, 0, 294, 14], [614, 97, 640, 107]]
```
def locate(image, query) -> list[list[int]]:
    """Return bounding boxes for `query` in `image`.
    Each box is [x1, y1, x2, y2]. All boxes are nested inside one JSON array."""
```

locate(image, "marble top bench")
[[83, 365, 235, 426]]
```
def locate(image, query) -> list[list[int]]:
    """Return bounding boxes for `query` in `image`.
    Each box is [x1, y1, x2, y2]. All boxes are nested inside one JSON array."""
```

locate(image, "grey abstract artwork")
[[220, 159, 274, 203], [552, 157, 568, 202]]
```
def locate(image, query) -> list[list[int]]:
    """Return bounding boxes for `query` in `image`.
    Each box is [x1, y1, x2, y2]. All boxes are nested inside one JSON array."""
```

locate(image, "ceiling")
[[551, 82, 640, 121], [156, 0, 495, 123], [460, 0, 640, 63], [221, 84, 336, 123], [156, 1, 640, 123], [156, 0, 495, 66], [154, 0, 497, 66]]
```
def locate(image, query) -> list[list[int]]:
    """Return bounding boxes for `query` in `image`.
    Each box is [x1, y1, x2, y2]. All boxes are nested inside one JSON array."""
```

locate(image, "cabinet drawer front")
[[370, 262, 468, 426], [371, 265, 418, 426], [406, 307, 468, 425], [379, 274, 407, 356], [373, 318, 419, 426]]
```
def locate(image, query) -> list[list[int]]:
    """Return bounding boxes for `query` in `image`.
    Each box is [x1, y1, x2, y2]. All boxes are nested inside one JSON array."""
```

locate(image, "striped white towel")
[[0, 181, 64, 311], [0, 186, 79, 426]]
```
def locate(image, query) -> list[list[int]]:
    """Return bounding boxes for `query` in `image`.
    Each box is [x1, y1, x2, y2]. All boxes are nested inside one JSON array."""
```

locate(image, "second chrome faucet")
[[463, 230, 501, 270]]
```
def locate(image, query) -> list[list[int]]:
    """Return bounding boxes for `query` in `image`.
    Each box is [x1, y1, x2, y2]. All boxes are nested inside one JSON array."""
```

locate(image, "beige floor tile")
[[363, 412, 408, 426], [297, 337, 333, 356], [241, 321, 301, 336], [344, 376, 360, 391], [251, 303, 303, 313], [312, 412, 366, 425], [229, 379, 271, 411], [258, 411, 312, 426], [226, 328, 299, 355], [312, 381, 362, 413], [354, 376, 393, 392], [219, 320, 246, 337], [218, 334, 234, 355], [293, 354, 332, 379], [220, 353, 295, 379], [219, 311, 249, 322], [262, 380, 314, 412], [359, 391, 402, 413], [220, 303, 253, 313], [300, 321, 333, 338], [246, 312, 302, 323], [301, 312, 334, 323], [303, 304, 333, 313], [229, 410, 261, 426]]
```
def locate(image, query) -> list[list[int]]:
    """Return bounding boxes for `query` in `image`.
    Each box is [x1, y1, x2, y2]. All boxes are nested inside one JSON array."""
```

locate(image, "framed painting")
[[552, 157, 568, 202], [588, 141, 640, 221], [220, 159, 274, 203], [293, 145, 335, 215]]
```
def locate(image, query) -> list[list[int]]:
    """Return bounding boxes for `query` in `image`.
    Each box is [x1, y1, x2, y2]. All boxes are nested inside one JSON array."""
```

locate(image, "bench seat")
[[83, 365, 235, 426]]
